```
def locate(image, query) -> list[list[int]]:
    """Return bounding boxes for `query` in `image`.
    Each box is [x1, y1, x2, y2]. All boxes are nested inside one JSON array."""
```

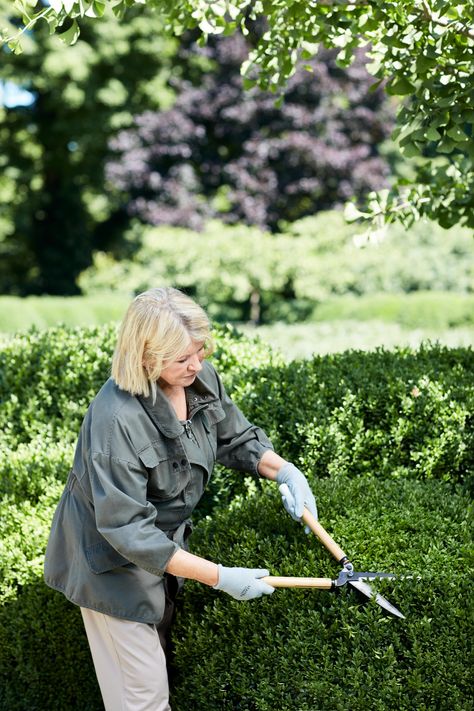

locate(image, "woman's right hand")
[[213, 564, 275, 600]]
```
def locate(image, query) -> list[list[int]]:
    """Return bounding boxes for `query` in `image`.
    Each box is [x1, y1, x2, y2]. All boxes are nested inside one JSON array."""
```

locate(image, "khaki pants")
[[81, 578, 179, 711]]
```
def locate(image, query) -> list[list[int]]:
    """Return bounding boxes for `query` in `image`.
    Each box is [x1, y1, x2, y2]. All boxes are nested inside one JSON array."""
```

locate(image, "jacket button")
[[181, 458, 187, 466], [172, 461, 179, 469]]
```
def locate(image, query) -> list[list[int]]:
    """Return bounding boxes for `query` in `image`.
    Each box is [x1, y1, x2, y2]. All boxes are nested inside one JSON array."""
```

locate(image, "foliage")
[[0, 324, 117, 448], [228, 345, 474, 488], [0, 1, 182, 294], [0, 486, 102, 711], [0, 322, 279, 449], [0, 475, 471, 709], [3, 1, 473, 229], [0, 324, 472, 493], [80, 220, 314, 323], [105, 34, 393, 231], [242, 319, 474, 362], [0, 321, 472, 708], [1, 291, 473, 338], [78, 212, 474, 323], [313, 292, 474, 329], [170, 477, 472, 711], [0, 436, 74, 502], [283, 212, 474, 302]]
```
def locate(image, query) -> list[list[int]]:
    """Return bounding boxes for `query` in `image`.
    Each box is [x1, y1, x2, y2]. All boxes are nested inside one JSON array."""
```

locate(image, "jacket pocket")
[[85, 539, 130, 574], [139, 444, 190, 500]]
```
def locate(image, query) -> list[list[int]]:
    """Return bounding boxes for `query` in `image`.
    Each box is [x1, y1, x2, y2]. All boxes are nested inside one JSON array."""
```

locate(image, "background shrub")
[[76, 213, 474, 324], [313, 291, 474, 329], [0, 295, 130, 333]]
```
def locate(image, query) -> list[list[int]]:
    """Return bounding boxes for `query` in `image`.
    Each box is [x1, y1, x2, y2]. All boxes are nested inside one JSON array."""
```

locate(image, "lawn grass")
[[240, 320, 474, 360]]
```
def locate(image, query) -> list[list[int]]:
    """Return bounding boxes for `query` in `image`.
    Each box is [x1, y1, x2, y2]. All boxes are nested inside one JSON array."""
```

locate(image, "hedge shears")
[[262, 484, 405, 619]]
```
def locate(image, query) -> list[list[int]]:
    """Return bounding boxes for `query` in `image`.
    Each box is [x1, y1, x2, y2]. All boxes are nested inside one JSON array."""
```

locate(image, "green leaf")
[[368, 78, 384, 93], [7, 38, 22, 54], [425, 126, 441, 141], [85, 0, 106, 18], [198, 18, 217, 34], [429, 113, 449, 129], [57, 18, 80, 45], [344, 202, 369, 222], [446, 126, 469, 143], [400, 142, 421, 158], [227, 4, 241, 21], [416, 54, 438, 73], [386, 76, 416, 96], [437, 138, 456, 154]]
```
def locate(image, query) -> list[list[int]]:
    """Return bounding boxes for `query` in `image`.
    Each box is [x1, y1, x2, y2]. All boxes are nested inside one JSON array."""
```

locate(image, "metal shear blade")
[[334, 570, 405, 619], [348, 579, 406, 619]]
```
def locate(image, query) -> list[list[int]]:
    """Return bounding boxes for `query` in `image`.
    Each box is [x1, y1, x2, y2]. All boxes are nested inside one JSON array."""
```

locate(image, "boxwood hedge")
[[1, 326, 472, 488], [0, 323, 281, 449], [230, 344, 474, 488], [169, 477, 472, 711], [0, 477, 471, 710], [0, 324, 472, 709]]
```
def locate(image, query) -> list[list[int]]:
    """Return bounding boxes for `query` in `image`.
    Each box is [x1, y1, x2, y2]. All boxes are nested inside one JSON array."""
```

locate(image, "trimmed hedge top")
[[0, 322, 281, 448], [1, 325, 472, 488], [230, 344, 474, 487]]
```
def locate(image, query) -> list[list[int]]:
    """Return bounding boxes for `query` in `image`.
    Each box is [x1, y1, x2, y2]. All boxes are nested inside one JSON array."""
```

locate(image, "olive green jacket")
[[44, 360, 273, 623]]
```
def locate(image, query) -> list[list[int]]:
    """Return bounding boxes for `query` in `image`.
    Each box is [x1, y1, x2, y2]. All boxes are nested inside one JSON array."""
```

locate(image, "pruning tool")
[[262, 483, 405, 619]]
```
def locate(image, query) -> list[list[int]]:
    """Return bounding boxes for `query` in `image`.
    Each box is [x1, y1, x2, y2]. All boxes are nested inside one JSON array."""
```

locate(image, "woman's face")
[[159, 340, 205, 388]]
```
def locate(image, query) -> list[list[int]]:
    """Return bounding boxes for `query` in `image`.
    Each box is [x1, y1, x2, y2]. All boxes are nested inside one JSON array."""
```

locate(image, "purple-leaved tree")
[[106, 33, 395, 231]]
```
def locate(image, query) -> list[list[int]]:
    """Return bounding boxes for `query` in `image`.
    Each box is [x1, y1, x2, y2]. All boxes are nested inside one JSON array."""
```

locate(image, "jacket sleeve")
[[88, 450, 179, 576], [212, 367, 274, 474]]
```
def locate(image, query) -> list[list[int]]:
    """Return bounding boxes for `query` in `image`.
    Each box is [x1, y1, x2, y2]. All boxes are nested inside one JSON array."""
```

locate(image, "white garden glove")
[[276, 463, 318, 533], [213, 565, 275, 600]]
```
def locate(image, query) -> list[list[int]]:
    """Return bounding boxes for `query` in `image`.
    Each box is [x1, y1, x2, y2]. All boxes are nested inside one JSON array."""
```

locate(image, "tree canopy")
[[0, 2, 187, 294], [3, 0, 474, 229], [107, 35, 394, 232]]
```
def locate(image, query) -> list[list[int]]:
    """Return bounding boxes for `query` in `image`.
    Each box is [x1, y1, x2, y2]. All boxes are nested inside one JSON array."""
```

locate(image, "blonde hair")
[[111, 287, 213, 399]]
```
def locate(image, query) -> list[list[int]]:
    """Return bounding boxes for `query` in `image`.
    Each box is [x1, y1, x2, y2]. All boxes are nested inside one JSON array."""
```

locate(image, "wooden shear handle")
[[302, 507, 348, 564], [262, 576, 333, 589]]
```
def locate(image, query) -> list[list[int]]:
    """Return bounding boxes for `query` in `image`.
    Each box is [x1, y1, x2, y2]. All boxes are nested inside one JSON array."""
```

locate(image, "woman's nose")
[[188, 354, 203, 373]]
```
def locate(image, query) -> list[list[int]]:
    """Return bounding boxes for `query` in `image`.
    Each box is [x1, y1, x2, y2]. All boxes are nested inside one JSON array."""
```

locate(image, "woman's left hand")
[[275, 463, 318, 532]]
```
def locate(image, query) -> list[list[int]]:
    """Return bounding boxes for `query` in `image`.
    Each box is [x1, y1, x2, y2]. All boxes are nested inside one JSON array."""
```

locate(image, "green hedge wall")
[[0, 324, 472, 709], [0, 477, 470, 710], [170, 477, 472, 711], [230, 344, 474, 488], [1, 326, 472, 487], [0, 323, 280, 449]]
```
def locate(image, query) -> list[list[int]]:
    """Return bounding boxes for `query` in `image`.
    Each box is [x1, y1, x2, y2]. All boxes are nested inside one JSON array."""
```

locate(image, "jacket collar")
[[138, 370, 219, 439]]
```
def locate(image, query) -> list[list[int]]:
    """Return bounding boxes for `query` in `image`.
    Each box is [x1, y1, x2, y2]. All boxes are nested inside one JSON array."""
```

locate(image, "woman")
[[44, 287, 317, 711]]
